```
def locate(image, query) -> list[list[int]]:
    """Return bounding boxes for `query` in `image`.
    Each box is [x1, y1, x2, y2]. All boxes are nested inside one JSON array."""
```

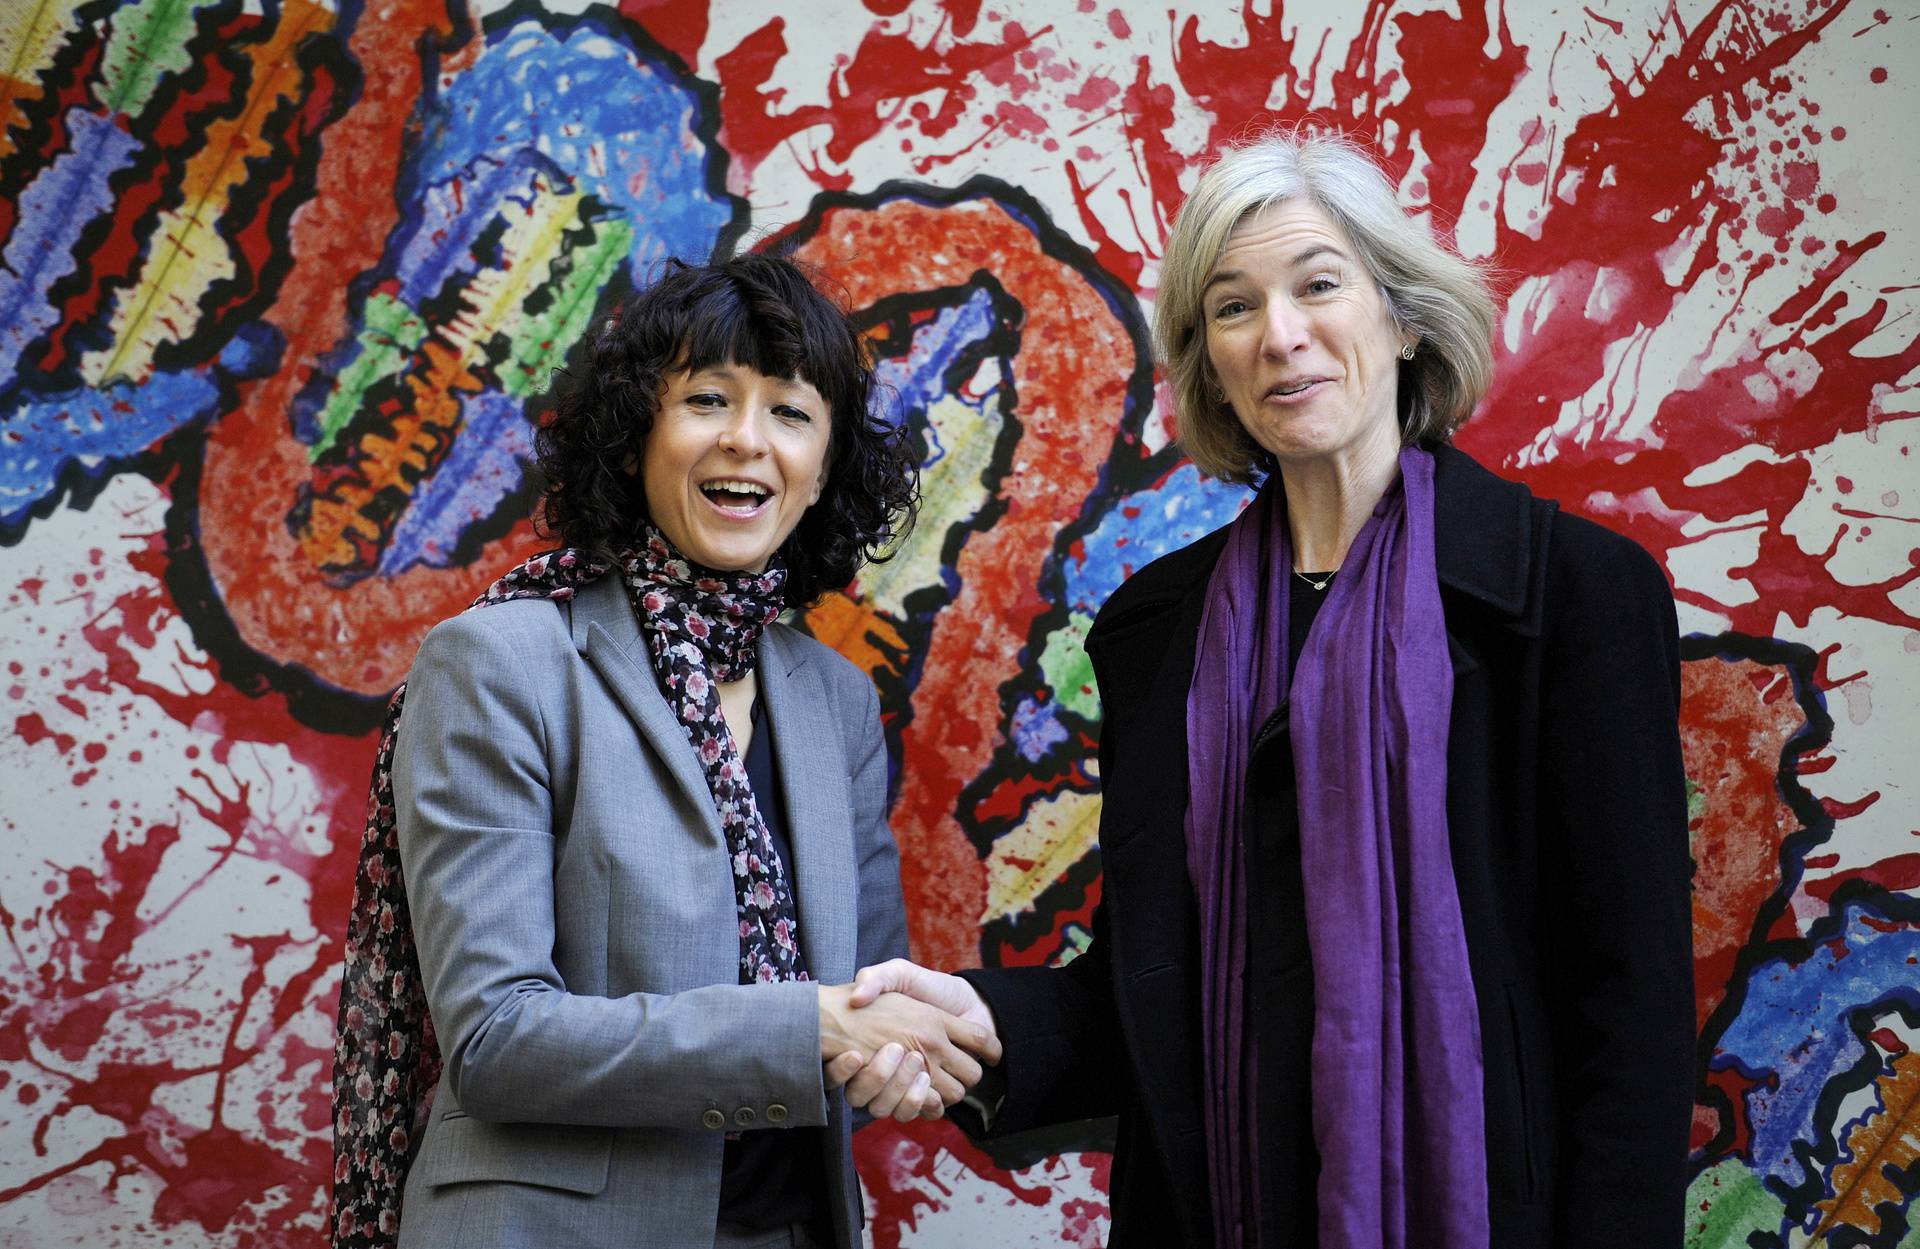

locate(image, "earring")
[[1400, 343, 1416, 361], [1208, 383, 1226, 403]]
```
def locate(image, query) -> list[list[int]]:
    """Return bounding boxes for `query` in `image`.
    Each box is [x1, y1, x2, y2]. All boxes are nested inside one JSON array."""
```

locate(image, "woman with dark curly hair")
[[331, 253, 1000, 1249]]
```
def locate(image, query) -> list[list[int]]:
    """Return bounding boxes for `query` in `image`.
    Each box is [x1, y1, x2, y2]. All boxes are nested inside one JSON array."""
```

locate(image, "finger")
[[918, 1091, 947, 1121], [867, 1050, 924, 1121], [824, 1051, 865, 1091], [927, 1035, 984, 1090], [926, 1063, 966, 1107], [892, 1069, 933, 1124], [848, 959, 910, 1008], [950, 1015, 1003, 1067], [843, 1043, 904, 1111]]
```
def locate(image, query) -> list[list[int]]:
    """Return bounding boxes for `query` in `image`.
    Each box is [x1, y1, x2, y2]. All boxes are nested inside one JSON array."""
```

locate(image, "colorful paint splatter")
[[1, 1, 1914, 1244]]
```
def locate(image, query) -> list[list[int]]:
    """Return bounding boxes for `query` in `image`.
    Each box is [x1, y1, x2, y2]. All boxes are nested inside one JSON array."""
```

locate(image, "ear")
[[807, 469, 826, 506]]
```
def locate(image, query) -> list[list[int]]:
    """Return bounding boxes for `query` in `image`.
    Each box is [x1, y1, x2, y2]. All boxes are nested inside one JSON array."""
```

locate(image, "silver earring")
[[1400, 343, 1416, 361]]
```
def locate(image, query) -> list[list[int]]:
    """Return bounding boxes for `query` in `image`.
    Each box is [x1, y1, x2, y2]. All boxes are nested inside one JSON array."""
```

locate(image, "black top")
[[716, 695, 827, 1234], [1246, 571, 1333, 1232]]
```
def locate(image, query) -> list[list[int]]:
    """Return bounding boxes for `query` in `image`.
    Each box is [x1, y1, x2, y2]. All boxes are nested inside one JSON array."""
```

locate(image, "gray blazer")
[[392, 575, 908, 1249]]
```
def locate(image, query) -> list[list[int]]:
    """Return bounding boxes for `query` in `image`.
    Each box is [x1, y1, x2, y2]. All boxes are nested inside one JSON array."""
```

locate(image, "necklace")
[[1293, 569, 1335, 591]]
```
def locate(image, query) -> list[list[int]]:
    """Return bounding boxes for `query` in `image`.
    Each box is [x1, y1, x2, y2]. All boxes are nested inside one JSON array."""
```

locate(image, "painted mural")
[[0, 0, 1914, 1244]]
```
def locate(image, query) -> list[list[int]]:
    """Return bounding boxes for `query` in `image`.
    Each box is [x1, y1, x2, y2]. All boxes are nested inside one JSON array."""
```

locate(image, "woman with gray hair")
[[845, 130, 1693, 1248]]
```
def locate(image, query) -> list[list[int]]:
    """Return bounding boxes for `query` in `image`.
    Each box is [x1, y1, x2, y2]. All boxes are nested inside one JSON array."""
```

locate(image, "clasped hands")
[[816, 959, 1000, 1123]]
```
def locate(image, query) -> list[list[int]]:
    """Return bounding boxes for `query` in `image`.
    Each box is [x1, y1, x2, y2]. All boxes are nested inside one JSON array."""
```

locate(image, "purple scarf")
[[1185, 446, 1488, 1248]]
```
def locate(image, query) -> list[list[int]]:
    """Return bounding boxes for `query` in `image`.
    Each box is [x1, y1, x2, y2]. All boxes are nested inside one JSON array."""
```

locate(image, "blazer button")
[[733, 1106, 757, 1127], [702, 1109, 726, 1130], [766, 1103, 789, 1125]]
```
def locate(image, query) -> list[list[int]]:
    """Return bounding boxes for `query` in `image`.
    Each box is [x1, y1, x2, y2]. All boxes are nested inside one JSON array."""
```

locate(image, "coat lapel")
[[757, 627, 857, 983], [1431, 444, 1553, 638], [570, 576, 722, 846]]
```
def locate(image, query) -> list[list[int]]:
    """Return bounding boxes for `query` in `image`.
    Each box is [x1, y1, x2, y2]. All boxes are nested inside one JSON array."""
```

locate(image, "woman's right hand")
[[818, 982, 1001, 1121]]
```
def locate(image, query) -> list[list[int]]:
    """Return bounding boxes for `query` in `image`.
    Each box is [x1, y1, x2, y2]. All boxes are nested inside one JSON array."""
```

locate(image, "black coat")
[[962, 446, 1694, 1248]]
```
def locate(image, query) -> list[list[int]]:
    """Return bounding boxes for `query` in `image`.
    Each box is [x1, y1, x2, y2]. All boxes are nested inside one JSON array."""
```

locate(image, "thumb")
[[848, 959, 908, 1007]]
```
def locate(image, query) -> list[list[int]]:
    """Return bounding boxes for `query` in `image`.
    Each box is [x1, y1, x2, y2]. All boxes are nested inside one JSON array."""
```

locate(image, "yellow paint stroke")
[[0, 0, 85, 160], [858, 389, 1003, 618], [83, 0, 335, 385], [1813, 1048, 1920, 1240], [295, 186, 582, 572], [982, 787, 1101, 925]]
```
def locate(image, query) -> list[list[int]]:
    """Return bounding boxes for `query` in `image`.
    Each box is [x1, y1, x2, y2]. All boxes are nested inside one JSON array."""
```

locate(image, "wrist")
[[817, 983, 852, 1059]]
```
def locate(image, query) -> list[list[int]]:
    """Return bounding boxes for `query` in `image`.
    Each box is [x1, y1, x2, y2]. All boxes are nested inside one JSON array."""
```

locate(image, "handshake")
[[816, 959, 1002, 1123]]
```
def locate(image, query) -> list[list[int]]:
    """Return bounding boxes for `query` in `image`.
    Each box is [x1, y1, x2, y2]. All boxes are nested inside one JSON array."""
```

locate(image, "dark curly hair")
[[531, 253, 918, 604]]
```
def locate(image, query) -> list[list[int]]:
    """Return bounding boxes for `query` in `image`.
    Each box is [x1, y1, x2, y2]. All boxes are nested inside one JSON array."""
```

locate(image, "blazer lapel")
[[757, 627, 857, 984], [570, 577, 722, 846]]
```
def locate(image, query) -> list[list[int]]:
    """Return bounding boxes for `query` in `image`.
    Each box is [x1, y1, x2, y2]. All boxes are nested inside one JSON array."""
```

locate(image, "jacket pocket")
[[411, 1112, 613, 1195], [1503, 984, 1540, 1201]]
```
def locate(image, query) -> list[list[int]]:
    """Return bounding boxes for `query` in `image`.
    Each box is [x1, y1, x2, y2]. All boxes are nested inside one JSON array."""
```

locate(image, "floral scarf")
[[330, 526, 801, 1247]]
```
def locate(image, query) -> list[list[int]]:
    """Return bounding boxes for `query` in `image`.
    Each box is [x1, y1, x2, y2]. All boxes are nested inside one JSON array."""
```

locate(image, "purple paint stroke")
[[0, 109, 141, 394], [376, 388, 532, 575], [392, 151, 551, 307]]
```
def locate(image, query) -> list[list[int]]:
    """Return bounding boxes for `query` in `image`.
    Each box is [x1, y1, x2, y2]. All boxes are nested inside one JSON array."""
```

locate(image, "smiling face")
[[1201, 199, 1413, 472], [640, 364, 832, 573]]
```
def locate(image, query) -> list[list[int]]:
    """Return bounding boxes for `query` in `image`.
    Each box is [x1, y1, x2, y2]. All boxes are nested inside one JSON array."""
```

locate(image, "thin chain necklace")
[[1293, 568, 1336, 591]]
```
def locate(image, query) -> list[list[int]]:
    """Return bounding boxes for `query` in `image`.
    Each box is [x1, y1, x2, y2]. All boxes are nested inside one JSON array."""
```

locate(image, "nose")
[[1259, 299, 1310, 358], [716, 406, 770, 457]]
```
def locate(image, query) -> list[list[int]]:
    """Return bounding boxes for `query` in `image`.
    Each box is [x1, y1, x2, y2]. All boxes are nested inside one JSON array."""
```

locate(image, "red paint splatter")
[[1804, 853, 1920, 903], [714, 17, 1047, 177], [853, 1118, 1081, 1248], [620, 0, 710, 66]]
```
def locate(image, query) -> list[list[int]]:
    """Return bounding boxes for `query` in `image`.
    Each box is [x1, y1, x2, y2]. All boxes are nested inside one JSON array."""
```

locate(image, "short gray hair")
[[1155, 128, 1497, 483]]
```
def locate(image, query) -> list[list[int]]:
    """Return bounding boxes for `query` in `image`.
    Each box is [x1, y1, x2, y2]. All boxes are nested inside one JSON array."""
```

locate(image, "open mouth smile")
[[699, 478, 774, 517]]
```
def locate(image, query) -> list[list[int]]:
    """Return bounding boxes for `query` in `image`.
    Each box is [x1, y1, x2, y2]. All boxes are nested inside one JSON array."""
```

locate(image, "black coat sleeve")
[[1537, 518, 1695, 1246], [955, 792, 1126, 1135]]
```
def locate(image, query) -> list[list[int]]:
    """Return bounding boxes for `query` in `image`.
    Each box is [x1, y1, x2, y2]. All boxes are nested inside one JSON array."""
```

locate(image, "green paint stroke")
[[100, 0, 202, 117], [1038, 612, 1099, 722], [1685, 1159, 1786, 1249], [501, 216, 632, 398], [309, 292, 426, 459]]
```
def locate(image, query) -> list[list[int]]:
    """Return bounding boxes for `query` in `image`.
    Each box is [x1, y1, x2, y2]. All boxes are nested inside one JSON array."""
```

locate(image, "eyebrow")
[[1202, 245, 1352, 295]]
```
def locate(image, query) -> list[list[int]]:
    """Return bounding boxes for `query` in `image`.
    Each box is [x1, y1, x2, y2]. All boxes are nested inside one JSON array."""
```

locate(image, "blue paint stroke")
[[390, 149, 551, 308], [1712, 897, 1920, 1208], [379, 388, 532, 575], [0, 109, 141, 395], [1, 370, 216, 525], [1, 331, 278, 526], [872, 288, 1000, 450], [1009, 695, 1069, 763], [1060, 463, 1250, 617], [410, 19, 731, 276]]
